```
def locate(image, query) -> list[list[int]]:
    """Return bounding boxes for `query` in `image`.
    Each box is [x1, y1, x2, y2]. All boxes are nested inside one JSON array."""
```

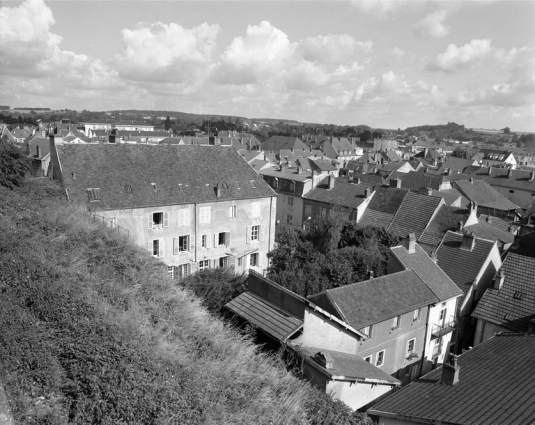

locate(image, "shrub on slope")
[[0, 179, 370, 425]]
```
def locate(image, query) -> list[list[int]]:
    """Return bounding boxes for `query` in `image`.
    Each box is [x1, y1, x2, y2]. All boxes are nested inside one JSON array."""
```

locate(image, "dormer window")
[[151, 183, 157, 192], [221, 182, 228, 189], [125, 185, 133, 194], [250, 180, 256, 188], [87, 188, 101, 201]]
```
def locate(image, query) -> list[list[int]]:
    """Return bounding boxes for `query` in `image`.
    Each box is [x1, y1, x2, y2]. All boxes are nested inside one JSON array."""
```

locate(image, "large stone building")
[[48, 134, 277, 277]]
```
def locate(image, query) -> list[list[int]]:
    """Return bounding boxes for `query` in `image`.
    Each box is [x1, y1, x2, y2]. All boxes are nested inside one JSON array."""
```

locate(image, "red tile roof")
[[303, 178, 373, 209], [387, 192, 443, 239], [369, 333, 535, 425]]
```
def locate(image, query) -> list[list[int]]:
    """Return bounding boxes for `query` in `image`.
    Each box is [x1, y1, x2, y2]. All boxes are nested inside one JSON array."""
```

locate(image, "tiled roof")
[[27, 137, 50, 159], [390, 244, 463, 301], [308, 157, 338, 172], [430, 188, 469, 207], [436, 231, 497, 294], [303, 178, 372, 209], [364, 186, 408, 214], [308, 270, 438, 329], [56, 144, 275, 210], [388, 171, 447, 192], [478, 214, 513, 233], [380, 161, 413, 172], [358, 210, 394, 228], [454, 179, 519, 211], [368, 333, 535, 425], [387, 192, 443, 239], [438, 157, 477, 173], [297, 346, 400, 385], [418, 205, 466, 248], [225, 292, 303, 342], [350, 173, 385, 186], [262, 136, 307, 152], [463, 220, 515, 246], [472, 253, 535, 332]]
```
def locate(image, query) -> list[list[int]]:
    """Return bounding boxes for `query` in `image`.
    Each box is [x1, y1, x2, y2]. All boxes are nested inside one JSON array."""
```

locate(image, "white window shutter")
[[173, 238, 178, 255], [163, 212, 169, 228], [259, 225, 265, 241], [225, 232, 230, 247], [147, 241, 152, 254], [257, 254, 262, 267], [148, 213, 153, 229], [213, 259, 217, 269], [228, 206, 232, 217], [158, 239, 164, 257], [206, 234, 211, 249], [189, 234, 195, 251], [214, 233, 218, 247], [246, 226, 252, 244]]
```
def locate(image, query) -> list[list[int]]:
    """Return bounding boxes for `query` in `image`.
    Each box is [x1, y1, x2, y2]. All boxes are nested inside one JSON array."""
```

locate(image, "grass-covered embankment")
[[0, 178, 367, 425]]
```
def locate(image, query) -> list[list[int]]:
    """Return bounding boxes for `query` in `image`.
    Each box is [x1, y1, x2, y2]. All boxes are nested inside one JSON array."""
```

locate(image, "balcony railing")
[[431, 317, 456, 339]]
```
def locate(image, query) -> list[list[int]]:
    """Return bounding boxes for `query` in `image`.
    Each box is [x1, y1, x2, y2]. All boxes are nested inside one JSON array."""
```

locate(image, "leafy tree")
[[0, 137, 30, 189], [179, 268, 247, 314], [164, 115, 172, 130], [502, 127, 511, 134], [451, 147, 465, 158]]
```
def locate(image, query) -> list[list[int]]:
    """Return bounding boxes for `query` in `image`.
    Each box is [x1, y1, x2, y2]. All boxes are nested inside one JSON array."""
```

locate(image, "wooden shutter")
[[147, 241, 152, 254], [214, 233, 218, 247], [189, 234, 195, 251], [228, 206, 233, 217], [158, 239, 164, 258], [246, 226, 252, 244], [148, 213, 153, 229], [173, 238, 178, 255], [225, 232, 230, 247], [205, 234, 211, 249], [259, 225, 265, 241], [163, 212, 169, 228], [213, 259, 218, 269]]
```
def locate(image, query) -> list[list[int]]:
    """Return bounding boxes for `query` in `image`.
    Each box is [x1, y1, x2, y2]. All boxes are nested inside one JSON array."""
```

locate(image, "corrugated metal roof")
[[225, 292, 303, 342]]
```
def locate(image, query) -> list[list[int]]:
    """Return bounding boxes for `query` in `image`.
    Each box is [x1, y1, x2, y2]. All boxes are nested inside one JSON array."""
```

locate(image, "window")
[[173, 235, 193, 254], [178, 207, 189, 226], [361, 325, 373, 338], [413, 308, 421, 322], [177, 263, 190, 279], [289, 181, 295, 192], [286, 214, 293, 225], [149, 211, 169, 229], [178, 235, 189, 252], [251, 202, 261, 218], [439, 309, 446, 322], [392, 315, 401, 330], [201, 234, 209, 249], [199, 206, 211, 224], [237, 257, 243, 267], [250, 225, 259, 242], [376, 350, 385, 367], [198, 260, 210, 271], [110, 217, 117, 228], [287, 196, 294, 206], [250, 253, 259, 267], [167, 266, 174, 279], [364, 356, 372, 363], [125, 185, 133, 194], [148, 239, 164, 258], [304, 205, 312, 217], [87, 188, 101, 201], [250, 180, 256, 188], [228, 205, 237, 218], [216, 232, 230, 247], [407, 339, 416, 356], [219, 256, 229, 268]]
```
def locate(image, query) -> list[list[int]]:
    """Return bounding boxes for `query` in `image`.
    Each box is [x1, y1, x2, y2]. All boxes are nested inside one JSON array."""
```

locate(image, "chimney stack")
[[530, 170, 535, 182], [426, 187, 433, 196], [215, 185, 221, 198], [328, 174, 335, 190], [460, 232, 476, 251], [508, 168, 513, 178], [405, 233, 416, 253], [365, 188, 371, 198], [494, 269, 505, 290], [441, 354, 460, 386]]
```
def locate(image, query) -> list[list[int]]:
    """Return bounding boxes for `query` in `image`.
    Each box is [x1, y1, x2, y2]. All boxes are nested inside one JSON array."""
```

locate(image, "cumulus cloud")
[[414, 10, 449, 37], [349, 0, 407, 17], [116, 21, 220, 86], [300, 34, 372, 64], [0, 0, 119, 95], [427, 39, 491, 72]]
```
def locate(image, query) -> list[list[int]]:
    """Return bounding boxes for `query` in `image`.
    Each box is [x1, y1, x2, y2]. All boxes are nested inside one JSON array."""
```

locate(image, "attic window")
[[151, 183, 157, 192], [504, 314, 515, 321], [71, 172, 76, 179], [178, 184, 183, 191], [221, 182, 228, 189], [513, 291, 524, 300], [250, 180, 256, 188], [125, 185, 133, 194], [236, 181, 241, 189], [87, 188, 101, 201]]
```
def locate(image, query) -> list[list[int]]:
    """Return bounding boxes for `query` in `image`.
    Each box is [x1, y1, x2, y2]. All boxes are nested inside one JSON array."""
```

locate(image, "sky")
[[1, 0, 534, 130]]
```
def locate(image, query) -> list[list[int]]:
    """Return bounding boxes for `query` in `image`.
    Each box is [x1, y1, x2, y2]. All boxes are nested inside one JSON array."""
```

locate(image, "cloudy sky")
[[1, 0, 534, 130]]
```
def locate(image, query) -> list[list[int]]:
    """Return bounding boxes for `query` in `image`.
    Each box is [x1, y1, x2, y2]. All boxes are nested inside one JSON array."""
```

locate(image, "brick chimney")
[[365, 187, 371, 198], [460, 232, 476, 251], [328, 174, 335, 190], [405, 233, 416, 253], [441, 354, 460, 386]]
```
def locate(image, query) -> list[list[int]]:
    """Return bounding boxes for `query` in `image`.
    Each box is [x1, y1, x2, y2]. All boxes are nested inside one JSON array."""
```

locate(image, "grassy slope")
[[0, 179, 370, 425]]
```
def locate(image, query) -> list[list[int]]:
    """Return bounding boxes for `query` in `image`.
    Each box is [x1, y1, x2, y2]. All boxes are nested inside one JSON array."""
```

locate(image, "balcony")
[[431, 317, 456, 339]]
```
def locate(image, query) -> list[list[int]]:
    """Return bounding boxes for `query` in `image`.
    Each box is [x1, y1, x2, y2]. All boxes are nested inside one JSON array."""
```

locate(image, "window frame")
[[228, 205, 237, 218], [198, 259, 210, 271], [250, 253, 259, 267], [392, 315, 401, 330], [364, 355, 372, 363], [413, 308, 421, 322], [406, 338, 416, 356], [251, 225, 259, 241], [376, 350, 385, 367], [199, 206, 211, 224]]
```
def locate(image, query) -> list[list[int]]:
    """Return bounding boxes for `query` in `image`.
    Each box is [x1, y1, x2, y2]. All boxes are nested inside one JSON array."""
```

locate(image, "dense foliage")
[[268, 216, 399, 297], [0, 137, 30, 188], [0, 178, 371, 424]]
